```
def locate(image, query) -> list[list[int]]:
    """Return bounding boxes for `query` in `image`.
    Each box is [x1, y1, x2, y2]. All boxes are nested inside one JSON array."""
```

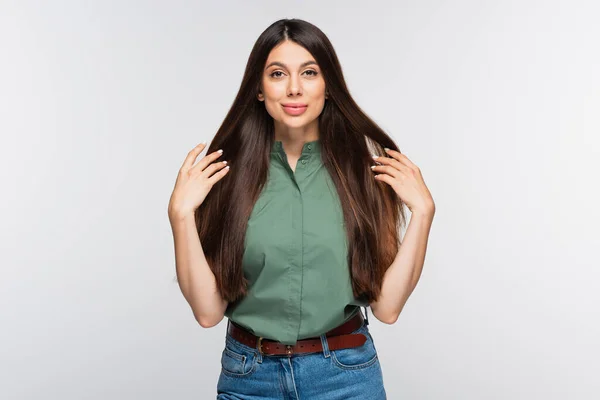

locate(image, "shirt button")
[[301, 159, 307, 164]]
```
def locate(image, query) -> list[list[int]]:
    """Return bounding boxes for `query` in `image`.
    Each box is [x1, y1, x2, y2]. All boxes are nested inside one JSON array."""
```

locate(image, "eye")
[[269, 70, 319, 78]]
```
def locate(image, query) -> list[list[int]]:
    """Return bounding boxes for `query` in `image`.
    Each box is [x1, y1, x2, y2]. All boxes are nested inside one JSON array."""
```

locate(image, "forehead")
[[265, 41, 316, 67]]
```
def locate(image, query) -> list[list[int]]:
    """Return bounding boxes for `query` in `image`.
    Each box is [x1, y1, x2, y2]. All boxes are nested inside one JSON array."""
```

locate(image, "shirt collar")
[[270, 139, 321, 157]]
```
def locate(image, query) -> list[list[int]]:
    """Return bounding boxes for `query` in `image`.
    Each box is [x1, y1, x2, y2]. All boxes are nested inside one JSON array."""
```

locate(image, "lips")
[[282, 104, 308, 116]]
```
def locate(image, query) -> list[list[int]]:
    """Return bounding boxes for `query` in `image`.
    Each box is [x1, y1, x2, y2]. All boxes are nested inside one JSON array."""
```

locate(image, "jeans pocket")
[[220, 336, 258, 377], [330, 325, 379, 370]]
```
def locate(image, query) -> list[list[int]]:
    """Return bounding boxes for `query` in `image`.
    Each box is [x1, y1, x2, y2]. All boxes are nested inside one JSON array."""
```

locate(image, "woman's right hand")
[[168, 142, 230, 221]]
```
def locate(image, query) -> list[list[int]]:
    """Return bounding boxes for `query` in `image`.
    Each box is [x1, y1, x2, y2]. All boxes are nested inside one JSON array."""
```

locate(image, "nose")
[[287, 75, 302, 96]]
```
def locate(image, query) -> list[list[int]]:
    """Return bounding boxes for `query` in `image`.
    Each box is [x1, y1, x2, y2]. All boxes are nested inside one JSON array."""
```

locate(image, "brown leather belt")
[[227, 311, 367, 356]]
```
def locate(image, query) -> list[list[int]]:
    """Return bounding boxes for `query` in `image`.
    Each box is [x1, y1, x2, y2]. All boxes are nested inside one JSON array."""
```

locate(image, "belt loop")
[[363, 306, 370, 326], [225, 318, 231, 346], [255, 336, 264, 363], [320, 333, 331, 358]]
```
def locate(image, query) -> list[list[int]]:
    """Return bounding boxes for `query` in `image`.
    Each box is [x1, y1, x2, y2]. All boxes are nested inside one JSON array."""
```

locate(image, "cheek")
[[262, 88, 284, 111], [263, 98, 281, 118], [263, 82, 285, 99], [311, 101, 326, 118]]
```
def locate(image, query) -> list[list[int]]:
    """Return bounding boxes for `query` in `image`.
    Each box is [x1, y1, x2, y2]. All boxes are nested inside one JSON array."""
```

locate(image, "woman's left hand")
[[372, 148, 435, 216]]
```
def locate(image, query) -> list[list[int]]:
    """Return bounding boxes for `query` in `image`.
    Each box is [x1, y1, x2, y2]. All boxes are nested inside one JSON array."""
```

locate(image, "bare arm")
[[368, 148, 435, 324], [170, 212, 228, 328], [370, 209, 434, 324]]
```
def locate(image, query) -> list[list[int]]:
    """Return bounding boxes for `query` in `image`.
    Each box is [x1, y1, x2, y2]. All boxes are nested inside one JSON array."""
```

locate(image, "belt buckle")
[[257, 336, 264, 355], [256, 336, 294, 356]]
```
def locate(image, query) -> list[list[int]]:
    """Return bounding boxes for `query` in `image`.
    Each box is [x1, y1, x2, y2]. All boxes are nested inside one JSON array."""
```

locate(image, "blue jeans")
[[216, 318, 387, 399]]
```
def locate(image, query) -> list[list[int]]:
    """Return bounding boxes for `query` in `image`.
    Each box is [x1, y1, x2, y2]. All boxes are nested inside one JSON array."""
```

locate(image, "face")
[[258, 40, 327, 129]]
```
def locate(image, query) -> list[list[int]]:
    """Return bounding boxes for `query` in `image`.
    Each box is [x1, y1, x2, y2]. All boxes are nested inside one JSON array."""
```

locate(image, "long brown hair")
[[194, 18, 406, 304]]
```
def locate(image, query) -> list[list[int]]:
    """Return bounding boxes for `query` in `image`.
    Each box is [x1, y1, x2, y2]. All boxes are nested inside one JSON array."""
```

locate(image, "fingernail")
[[370, 165, 376, 169], [218, 149, 223, 153], [384, 147, 390, 152], [372, 155, 379, 159]]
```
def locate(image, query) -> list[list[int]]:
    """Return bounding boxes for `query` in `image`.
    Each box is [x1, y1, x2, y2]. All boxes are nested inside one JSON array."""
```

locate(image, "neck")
[[273, 119, 319, 158]]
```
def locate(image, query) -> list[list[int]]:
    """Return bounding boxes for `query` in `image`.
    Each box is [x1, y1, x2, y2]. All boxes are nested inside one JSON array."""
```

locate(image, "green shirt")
[[224, 139, 368, 345]]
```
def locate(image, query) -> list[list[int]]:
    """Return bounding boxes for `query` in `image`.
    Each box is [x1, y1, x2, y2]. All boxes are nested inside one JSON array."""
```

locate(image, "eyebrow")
[[264, 60, 318, 70]]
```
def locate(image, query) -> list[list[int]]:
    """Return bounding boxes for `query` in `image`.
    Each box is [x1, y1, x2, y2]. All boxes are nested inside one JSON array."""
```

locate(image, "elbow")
[[196, 313, 224, 328], [382, 313, 399, 325], [375, 309, 400, 325], [194, 298, 228, 328]]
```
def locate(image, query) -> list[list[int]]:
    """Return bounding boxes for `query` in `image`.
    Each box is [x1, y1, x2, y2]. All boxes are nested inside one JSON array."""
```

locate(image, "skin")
[[256, 40, 436, 323], [369, 149, 435, 323], [171, 40, 431, 328], [257, 40, 327, 171]]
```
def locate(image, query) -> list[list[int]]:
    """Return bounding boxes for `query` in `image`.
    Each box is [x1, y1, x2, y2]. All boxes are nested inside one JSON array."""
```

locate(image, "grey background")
[[1, 0, 599, 399]]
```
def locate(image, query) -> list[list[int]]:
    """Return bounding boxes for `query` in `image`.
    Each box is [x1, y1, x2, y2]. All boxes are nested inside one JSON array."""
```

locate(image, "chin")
[[283, 121, 313, 129], [281, 115, 317, 127]]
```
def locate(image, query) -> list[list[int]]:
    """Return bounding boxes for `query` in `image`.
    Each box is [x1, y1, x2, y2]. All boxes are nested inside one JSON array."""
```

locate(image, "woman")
[[168, 18, 435, 399]]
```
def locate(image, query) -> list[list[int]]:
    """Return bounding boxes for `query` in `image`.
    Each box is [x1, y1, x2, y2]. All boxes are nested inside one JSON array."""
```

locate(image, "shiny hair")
[[195, 18, 406, 304]]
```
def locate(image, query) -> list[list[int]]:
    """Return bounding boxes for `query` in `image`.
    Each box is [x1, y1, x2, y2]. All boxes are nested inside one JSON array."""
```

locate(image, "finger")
[[202, 160, 229, 177], [396, 153, 419, 171], [190, 148, 224, 174], [373, 155, 411, 175], [207, 164, 230, 185], [373, 172, 395, 187], [370, 164, 402, 179], [181, 142, 207, 170], [385, 148, 418, 171]]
